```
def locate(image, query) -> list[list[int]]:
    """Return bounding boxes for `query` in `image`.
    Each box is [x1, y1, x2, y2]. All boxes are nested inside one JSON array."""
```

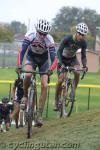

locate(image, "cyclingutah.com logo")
[[0, 141, 80, 150]]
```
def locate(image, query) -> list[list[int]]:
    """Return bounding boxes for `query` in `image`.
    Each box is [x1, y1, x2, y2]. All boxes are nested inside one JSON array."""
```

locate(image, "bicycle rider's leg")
[[37, 59, 49, 126], [54, 73, 64, 111], [10, 101, 20, 128], [71, 57, 80, 90], [22, 64, 32, 106], [5, 116, 11, 131], [39, 74, 48, 116], [66, 57, 80, 100], [54, 56, 70, 111], [74, 65, 80, 89]]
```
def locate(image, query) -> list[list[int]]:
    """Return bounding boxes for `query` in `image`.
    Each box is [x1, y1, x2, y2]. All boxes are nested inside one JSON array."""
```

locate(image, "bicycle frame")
[[20, 70, 37, 138], [21, 69, 48, 138], [58, 66, 86, 117], [27, 74, 37, 113]]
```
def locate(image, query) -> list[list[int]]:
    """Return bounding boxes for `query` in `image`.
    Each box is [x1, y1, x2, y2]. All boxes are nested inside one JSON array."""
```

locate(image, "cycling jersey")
[[57, 35, 87, 67], [17, 30, 57, 71]]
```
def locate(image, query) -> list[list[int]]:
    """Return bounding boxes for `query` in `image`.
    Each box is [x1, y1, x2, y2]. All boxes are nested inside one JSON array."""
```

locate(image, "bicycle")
[[57, 66, 86, 118], [20, 69, 50, 139], [19, 103, 26, 127]]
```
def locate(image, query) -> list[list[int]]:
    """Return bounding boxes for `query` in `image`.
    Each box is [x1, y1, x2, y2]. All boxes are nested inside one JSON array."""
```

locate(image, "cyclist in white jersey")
[[17, 19, 58, 126]]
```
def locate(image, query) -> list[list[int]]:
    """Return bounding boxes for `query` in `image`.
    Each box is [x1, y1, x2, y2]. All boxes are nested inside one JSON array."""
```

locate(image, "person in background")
[[10, 68, 24, 128], [17, 19, 58, 127], [54, 22, 88, 111], [0, 97, 13, 132]]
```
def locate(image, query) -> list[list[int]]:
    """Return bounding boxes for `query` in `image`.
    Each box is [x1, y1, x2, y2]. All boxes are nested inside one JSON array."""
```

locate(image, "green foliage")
[[52, 7, 100, 34], [51, 31, 69, 42], [52, 7, 100, 50], [0, 21, 27, 42], [0, 25, 14, 42], [86, 33, 94, 49], [10, 21, 27, 34]]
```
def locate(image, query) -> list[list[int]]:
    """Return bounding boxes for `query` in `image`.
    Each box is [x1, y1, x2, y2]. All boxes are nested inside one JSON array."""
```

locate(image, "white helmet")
[[36, 19, 51, 34], [76, 23, 88, 35]]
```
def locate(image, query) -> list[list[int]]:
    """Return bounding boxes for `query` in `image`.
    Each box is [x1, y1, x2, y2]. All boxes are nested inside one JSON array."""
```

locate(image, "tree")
[[52, 7, 100, 50], [52, 7, 83, 32], [10, 21, 27, 34], [0, 24, 14, 42]]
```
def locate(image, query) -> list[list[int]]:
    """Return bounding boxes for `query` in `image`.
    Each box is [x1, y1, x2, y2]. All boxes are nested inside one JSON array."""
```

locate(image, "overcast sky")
[[0, 0, 100, 27]]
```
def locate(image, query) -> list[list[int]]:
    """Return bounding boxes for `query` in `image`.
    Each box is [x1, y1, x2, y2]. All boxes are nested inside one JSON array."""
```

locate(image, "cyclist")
[[0, 97, 13, 132], [10, 68, 24, 128], [54, 22, 88, 111], [17, 19, 58, 126]]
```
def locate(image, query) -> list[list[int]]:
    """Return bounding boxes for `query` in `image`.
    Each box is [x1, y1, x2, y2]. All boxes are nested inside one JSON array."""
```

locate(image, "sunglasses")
[[38, 31, 47, 36], [78, 32, 85, 37]]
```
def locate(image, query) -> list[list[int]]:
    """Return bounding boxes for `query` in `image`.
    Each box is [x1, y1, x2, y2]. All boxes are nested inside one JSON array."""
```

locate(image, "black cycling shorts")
[[62, 55, 80, 66], [26, 52, 49, 74], [57, 56, 80, 75]]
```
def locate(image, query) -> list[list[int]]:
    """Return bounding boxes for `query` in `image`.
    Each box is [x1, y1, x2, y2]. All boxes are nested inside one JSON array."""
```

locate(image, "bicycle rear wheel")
[[62, 80, 75, 117], [57, 100, 63, 118]]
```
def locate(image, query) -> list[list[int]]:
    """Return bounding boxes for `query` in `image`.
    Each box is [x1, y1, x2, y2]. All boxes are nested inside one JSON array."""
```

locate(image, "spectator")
[[0, 97, 13, 132]]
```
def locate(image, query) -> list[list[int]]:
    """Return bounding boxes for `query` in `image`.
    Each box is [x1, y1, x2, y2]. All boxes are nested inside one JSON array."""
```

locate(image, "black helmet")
[[2, 97, 9, 103]]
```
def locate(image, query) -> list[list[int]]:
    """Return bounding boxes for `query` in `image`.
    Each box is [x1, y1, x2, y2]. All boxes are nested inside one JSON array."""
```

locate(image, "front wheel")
[[62, 80, 75, 117], [27, 89, 34, 139], [27, 109, 33, 138], [26, 88, 37, 139], [19, 109, 24, 127]]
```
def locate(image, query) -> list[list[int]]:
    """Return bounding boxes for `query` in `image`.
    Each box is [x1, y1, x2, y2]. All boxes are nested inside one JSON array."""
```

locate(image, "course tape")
[[0, 80, 100, 88]]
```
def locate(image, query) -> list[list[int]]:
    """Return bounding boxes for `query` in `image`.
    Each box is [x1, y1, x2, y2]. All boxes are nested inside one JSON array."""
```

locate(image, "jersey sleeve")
[[25, 30, 36, 42], [46, 35, 58, 71], [57, 37, 67, 64], [17, 31, 36, 66], [46, 34, 55, 48]]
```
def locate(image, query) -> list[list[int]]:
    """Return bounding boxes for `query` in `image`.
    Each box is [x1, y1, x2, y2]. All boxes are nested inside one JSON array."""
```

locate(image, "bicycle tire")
[[27, 88, 34, 139], [62, 79, 75, 117], [27, 87, 37, 139], [57, 100, 63, 118], [27, 109, 33, 138], [19, 109, 24, 127]]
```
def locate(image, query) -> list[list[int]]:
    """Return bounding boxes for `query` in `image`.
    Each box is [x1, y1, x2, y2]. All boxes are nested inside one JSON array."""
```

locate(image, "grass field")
[[0, 109, 100, 150], [0, 69, 100, 150], [0, 68, 100, 117]]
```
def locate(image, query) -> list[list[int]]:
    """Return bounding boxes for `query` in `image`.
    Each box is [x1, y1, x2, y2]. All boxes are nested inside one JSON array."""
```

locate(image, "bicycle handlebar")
[[80, 71, 86, 80], [20, 70, 48, 75], [20, 69, 51, 83], [62, 66, 87, 80]]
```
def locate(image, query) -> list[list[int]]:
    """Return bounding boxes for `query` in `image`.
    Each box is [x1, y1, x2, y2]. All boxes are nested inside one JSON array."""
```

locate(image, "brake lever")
[[81, 71, 86, 80]]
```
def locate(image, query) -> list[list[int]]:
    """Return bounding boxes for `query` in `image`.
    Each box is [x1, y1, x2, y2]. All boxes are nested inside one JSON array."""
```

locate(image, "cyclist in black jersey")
[[10, 68, 24, 128], [0, 97, 13, 132], [54, 22, 89, 111]]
